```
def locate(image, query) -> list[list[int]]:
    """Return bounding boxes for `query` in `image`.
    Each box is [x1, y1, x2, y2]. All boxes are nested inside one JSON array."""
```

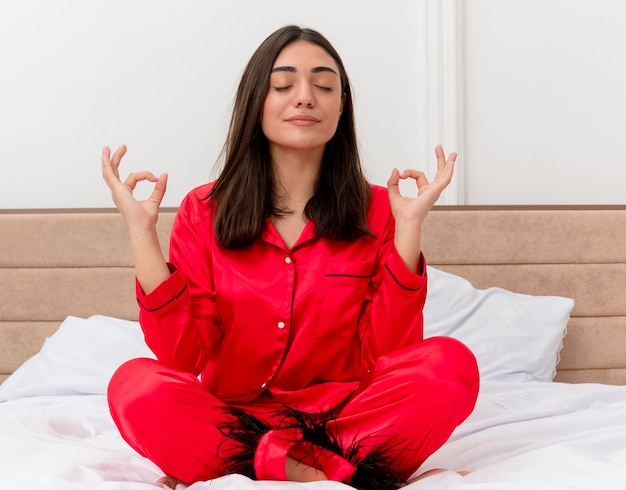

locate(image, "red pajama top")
[[136, 183, 427, 412]]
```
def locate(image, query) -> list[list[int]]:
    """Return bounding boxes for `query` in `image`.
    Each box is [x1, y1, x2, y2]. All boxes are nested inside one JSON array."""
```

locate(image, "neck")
[[270, 146, 323, 210]]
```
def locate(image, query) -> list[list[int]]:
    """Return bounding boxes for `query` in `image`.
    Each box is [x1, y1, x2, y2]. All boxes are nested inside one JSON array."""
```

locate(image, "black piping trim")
[[383, 264, 421, 291], [325, 273, 370, 279], [137, 285, 188, 312]]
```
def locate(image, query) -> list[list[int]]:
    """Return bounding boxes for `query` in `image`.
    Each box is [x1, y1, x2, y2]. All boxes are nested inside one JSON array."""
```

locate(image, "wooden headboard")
[[1, 206, 625, 385]]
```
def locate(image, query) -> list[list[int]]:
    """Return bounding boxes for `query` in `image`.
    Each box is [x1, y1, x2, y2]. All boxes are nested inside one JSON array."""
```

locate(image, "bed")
[[1, 205, 626, 489]]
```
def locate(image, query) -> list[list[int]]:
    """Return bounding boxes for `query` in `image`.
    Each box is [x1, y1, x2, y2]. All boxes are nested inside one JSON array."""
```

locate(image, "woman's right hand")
[[102, 144, 172, 294], [101, 144, 168, 231]]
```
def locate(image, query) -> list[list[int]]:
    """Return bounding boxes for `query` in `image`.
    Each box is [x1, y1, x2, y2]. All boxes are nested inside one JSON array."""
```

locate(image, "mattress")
[[0, 260, 593, 488], [2, 380, 626, 489]]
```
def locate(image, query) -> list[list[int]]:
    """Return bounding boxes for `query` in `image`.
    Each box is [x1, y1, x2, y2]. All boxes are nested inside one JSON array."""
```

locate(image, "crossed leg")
[[108, 337, 479, 487]]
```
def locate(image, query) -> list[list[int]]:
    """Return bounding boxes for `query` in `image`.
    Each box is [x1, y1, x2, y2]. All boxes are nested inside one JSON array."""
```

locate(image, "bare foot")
[[285, 455, 328, 482], [406, 468, 470, 483], [156, 475, 186, 489]]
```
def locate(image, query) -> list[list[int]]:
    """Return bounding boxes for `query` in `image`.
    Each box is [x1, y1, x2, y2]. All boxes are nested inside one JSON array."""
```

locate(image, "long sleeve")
[[357, 189, 428, 369], [136, 191, 220, 375]]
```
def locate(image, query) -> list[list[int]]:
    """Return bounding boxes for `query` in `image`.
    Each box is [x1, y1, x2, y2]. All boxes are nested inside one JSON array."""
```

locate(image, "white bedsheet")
[[2, 381, 626, 489]]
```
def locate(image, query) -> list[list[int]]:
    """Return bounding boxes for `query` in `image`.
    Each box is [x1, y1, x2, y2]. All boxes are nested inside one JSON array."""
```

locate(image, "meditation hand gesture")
[[387, 145, 456, 272], [101, 144, 168, 232], [387, 145, 456, 226], [101, 144, 171, 293]]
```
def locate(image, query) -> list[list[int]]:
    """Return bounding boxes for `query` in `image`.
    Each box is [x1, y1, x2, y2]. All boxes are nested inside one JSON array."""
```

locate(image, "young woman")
[[102, 25, 479, 490]]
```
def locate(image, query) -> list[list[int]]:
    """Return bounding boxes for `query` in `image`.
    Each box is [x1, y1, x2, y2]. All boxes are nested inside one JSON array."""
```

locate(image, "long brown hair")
[[209, 25, 372, 249]]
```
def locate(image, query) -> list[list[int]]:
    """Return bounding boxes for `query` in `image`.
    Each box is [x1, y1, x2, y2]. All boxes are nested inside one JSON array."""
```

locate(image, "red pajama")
[[107, 183, 480, 484], [109, 338, 477, 483]]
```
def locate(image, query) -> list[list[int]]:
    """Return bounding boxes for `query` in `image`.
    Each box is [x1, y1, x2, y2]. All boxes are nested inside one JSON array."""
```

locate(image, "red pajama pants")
[[108, 337, 479, 485]]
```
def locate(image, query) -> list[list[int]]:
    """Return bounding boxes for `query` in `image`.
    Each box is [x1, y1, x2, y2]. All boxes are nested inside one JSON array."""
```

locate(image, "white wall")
[[0, 0, 431, 209], [3, 1, 623, 209], [463, 0, 626, 204]]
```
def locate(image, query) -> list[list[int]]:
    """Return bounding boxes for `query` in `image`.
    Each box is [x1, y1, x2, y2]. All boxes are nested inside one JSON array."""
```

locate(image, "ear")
[[340, 92, 346, 115]]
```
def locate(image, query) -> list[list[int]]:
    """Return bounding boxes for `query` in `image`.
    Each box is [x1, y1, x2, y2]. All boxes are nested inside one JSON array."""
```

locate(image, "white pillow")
[[0, 315, 154, 402], [424, 266, 574, 382]]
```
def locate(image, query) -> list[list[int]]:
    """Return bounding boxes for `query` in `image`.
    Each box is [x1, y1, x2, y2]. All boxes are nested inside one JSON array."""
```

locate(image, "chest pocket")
[[319, 260, 375, 337], [325, 260, 374, 280]]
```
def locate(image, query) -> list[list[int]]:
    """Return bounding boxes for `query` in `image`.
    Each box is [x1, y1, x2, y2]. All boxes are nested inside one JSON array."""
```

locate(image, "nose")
[[295, 83, 314, 108]]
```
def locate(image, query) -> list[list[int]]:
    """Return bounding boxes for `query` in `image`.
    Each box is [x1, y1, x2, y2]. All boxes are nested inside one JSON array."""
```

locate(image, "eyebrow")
[[271, 66, 338, 75]]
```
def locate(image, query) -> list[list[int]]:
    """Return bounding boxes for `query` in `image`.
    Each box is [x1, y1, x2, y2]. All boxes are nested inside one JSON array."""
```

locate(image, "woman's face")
[[261, 40, 344, 157]]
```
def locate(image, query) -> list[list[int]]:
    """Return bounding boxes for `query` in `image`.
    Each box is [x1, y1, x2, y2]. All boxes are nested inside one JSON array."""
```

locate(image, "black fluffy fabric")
[[350, 450, 404, 490], [273, 407, 403, 490], [217, 405, 403, 489], [273, 406, 359, 465], [216, 406, 270, 479]]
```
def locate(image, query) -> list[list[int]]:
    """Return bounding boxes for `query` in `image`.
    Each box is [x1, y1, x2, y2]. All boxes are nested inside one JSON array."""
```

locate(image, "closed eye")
[[274, 85, 293, 92], [315, 85, 333, 92]]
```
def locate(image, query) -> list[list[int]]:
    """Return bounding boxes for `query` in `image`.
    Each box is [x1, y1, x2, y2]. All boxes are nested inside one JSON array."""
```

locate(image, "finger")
[[447, 151, 458, 166], [102, 146, 111, 162], [399, 169, 429, 190], [110, 144, 128, 170], [434, 144, 446, 167], [101, 146, 112, 172], [123, 171, 159, 191], [444, 152, 457, 180], [434, 145, 456, 171], [387, 167, 401, 199], [101, 145, 127, 182], [148, 173, 168, 206], [101, 146, 122, 186], [433, 146, 456, 184]]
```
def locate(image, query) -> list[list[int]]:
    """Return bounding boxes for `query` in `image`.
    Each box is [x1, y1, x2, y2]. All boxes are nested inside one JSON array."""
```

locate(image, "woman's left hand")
[[387, 145, 456, 226], [387, 145, 456, 272]]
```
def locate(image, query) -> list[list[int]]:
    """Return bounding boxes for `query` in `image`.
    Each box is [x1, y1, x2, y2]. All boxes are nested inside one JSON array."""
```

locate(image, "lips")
[[286, 115, 320, 126]]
